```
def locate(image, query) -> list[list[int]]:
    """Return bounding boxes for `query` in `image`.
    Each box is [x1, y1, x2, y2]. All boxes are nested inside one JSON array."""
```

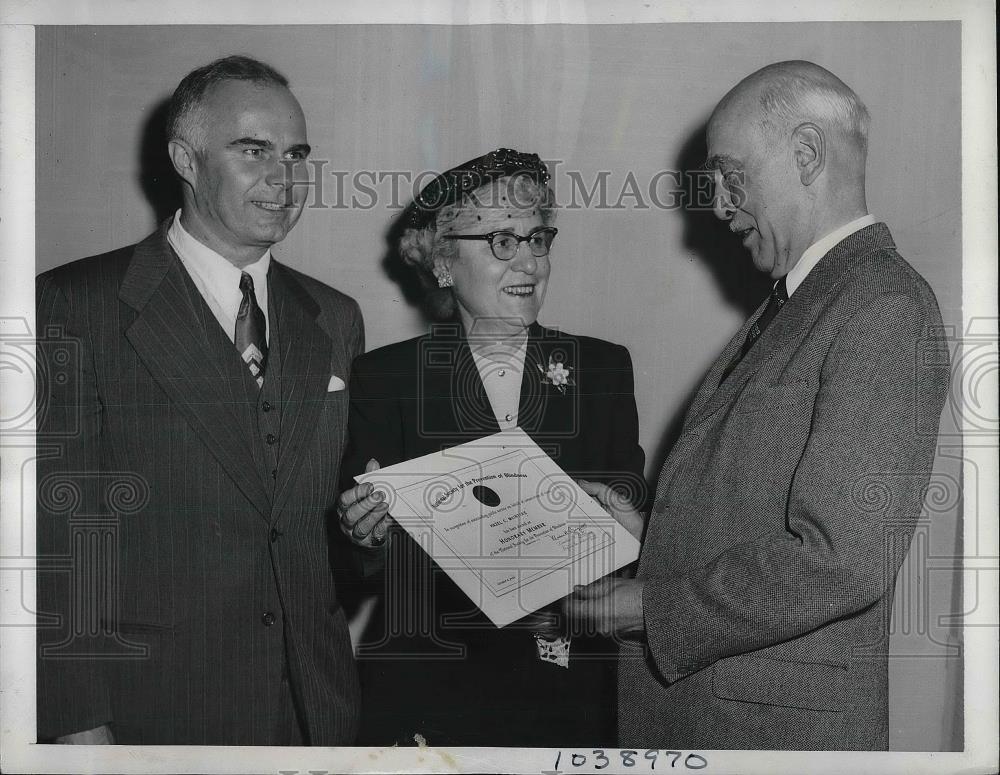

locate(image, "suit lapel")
[[687, 222, 895, 430], [269, 262, 337, 514], [446, 322, 571, 438], [518, 324, 574, 437], [402, 324, 491, 444], [682, 303, 763, 427], [455, 330, 501, 437], [120, 226, 272, 519], [517, 327, 545, 432]]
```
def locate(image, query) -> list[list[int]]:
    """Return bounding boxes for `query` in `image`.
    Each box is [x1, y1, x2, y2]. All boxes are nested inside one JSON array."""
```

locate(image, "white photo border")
[[1, 1, 996, 774]]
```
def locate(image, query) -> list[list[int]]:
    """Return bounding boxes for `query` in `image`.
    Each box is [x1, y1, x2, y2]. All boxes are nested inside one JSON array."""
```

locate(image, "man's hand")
[[54, 724, 114, 744], [563, 577, 645, 639], [336, 459, 391, 549], [577, 479, 645, 540]]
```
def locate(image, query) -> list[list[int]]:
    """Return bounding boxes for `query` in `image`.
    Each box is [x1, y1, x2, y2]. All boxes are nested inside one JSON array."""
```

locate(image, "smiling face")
[[437, 204, 550, 338], [707, 98, 802, 279], [173, 79, 311, 267]]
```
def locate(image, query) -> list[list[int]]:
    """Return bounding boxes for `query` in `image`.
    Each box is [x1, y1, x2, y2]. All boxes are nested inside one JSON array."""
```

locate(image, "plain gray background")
[[35, 23, 963, 751]]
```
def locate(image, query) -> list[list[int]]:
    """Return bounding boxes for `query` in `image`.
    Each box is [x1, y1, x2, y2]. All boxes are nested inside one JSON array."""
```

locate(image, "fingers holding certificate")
[[354, 428, 642, 629], [577, 478, 646, 541], [337, 458, 392, 548]]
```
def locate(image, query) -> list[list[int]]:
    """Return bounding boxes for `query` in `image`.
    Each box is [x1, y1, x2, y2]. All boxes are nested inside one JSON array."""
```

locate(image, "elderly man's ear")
[[792, 122, 825, 186], [167, 138, 198, 188]]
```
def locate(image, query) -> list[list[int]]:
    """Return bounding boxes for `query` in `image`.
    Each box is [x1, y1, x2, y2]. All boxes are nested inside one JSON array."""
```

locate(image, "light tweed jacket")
[[619, 223, 951, 750]]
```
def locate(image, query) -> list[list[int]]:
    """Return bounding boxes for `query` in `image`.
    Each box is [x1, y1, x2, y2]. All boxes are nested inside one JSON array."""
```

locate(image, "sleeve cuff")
[[642, 575, 712, 684]]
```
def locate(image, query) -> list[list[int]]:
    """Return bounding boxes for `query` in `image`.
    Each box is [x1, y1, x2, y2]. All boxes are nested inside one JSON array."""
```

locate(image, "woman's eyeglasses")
[[442, 227, 558, 261]]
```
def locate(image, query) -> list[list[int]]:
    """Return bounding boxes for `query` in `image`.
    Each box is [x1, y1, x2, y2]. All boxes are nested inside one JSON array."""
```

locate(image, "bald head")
[[715, 60, 870, 170]]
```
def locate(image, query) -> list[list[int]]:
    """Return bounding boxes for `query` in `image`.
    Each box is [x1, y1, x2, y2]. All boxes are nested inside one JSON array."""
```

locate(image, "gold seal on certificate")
[[355, 428, 641, 627]]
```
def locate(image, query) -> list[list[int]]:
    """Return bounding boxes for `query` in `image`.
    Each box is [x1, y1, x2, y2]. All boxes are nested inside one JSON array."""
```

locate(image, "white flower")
[[538, 358, 574, 394]]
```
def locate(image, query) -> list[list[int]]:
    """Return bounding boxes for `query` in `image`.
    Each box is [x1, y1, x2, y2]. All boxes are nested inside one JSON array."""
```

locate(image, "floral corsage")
[[538, 358, 574, 394]]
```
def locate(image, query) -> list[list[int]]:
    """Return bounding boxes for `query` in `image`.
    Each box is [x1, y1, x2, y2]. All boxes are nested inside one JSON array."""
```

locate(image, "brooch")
[[538, 358, 574, 394]]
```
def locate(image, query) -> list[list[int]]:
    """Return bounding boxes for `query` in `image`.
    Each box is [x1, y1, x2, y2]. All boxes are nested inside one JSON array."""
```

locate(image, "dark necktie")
[[720, 276, 788, 384], [235, 272, 267, 387]]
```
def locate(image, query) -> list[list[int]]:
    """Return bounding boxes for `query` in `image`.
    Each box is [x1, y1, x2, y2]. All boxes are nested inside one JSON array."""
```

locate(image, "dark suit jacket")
[[340, 322, 646, 746], [619, 224, 951, 750], [35, 223, 364, 745]]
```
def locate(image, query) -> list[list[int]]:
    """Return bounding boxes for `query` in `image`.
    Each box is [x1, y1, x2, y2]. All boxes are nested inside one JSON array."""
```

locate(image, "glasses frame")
[[442, 226, 558, 261]]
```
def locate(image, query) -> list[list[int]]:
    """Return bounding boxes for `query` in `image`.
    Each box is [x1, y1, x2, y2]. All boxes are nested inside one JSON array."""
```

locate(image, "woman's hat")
[[406, 148, 550, 228]]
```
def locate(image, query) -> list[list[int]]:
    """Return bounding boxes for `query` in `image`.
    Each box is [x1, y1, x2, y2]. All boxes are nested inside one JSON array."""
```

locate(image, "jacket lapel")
[[455, 331, 502, 437], [269, 262, 338, 514], [403, 324, 494, 443], [518, 323, 574, 437], [447, 322, 575, 438], [687, 222, 895, 430], [422, 323, 575, 441], [518, 327, 545, 432], [681, 305, 763, 427], [119, 226, 272, 519]]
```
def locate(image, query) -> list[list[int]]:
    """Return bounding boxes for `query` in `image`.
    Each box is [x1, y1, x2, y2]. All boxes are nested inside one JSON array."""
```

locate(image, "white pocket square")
[[327, 375, 346, 392]]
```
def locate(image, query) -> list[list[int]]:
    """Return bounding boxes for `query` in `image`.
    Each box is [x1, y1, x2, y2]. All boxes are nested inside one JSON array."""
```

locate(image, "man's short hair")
[[165, 55, 289, 147], [755, 62, 871, 158]]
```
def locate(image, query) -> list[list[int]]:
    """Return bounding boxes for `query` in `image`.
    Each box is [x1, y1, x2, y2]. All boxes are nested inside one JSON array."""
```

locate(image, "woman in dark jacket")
[[338, 149, 645, 747]]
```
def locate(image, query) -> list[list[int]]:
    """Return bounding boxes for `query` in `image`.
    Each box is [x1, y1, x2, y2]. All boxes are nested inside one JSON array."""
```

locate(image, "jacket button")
[[262, 400, 273, 412], [262, 612, 276, 626], [266, 433, 277, 445], [269, 527, 281, 542]]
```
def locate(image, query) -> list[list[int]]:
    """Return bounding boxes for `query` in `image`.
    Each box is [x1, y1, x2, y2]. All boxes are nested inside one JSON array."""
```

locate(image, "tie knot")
[[239, 272, 255, 295]]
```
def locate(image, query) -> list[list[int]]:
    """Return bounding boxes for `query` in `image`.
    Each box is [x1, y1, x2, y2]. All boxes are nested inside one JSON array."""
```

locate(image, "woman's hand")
[[520, 609, 563, 640], [336, 459, 391, 548], [576, 479, 645, 541]]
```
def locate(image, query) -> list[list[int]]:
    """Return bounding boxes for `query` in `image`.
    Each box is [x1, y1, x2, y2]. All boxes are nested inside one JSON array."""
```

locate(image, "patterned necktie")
[[235, 272, 267, 387], [720, 276, 788, 384]]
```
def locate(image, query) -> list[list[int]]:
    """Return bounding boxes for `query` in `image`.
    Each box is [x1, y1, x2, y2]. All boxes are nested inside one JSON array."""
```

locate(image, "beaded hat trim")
[[406, 148, 550, 228]]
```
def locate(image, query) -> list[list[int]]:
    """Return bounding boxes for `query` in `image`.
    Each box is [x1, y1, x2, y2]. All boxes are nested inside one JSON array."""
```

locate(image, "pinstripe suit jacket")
[[618, 224, 951, 750], [36, 223, 364, 744]]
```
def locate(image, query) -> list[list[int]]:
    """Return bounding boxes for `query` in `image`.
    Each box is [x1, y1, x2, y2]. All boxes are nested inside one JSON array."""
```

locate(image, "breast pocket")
[[729, 380, 817, 487]]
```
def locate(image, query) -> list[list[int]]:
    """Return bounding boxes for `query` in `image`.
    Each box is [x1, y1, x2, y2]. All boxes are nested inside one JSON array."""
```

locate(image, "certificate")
[[355, 428, 641, 627]]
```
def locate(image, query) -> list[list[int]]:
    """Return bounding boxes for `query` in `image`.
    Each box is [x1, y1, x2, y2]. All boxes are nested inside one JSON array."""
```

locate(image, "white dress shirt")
[[469, 332, 528, 430], [167, 210, 272, 344], [784, 214, 877, 297]]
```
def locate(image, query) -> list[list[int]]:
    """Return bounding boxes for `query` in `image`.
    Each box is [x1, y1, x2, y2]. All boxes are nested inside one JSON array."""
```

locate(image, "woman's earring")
[[433, 266, 454, 288]]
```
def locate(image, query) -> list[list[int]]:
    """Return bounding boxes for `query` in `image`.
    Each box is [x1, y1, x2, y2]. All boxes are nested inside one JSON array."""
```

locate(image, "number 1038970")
[[545, 749, 709, 773]]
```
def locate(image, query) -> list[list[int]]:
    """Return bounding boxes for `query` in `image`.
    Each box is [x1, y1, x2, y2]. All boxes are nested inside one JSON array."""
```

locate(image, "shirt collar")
[[784, 214, 877, 297], [167, 209, 271, 297]]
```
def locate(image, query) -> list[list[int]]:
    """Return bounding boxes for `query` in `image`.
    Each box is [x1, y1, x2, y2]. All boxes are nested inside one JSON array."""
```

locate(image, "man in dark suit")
[[566, 60, 951, 750], [36, 56, 363, 745]]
